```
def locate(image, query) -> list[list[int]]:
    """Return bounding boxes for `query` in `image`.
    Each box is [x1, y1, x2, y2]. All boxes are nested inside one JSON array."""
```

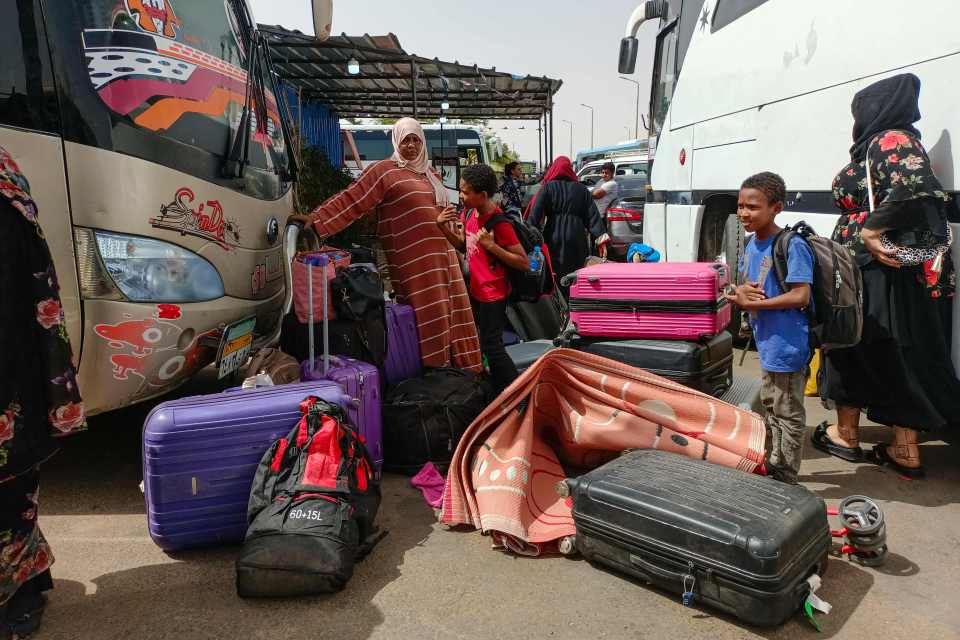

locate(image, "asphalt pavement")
[[31, 351, 960, 640]]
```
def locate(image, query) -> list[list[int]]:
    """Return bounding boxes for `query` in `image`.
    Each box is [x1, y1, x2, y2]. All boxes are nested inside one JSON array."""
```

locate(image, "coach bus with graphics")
[[0, 0, 333, 414], [619, 0, 960, 367]]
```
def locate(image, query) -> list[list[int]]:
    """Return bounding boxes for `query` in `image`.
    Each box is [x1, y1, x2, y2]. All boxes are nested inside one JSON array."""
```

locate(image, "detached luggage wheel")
[[839, 495, 884, 537], [849, 544, 888, 567]]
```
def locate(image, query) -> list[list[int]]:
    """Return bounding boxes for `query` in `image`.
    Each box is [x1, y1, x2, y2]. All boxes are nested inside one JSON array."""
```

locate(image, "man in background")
[[591, 162, 620, 219]]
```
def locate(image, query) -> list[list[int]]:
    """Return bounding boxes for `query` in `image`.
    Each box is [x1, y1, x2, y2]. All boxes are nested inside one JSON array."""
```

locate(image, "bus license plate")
[[217, 317, 256, 379]]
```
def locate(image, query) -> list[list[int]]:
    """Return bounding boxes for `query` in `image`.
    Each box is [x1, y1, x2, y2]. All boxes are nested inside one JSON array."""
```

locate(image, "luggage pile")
[[139, 232, 837, 627], [143, 240, 492, 596], [506, 260, 762, 412]]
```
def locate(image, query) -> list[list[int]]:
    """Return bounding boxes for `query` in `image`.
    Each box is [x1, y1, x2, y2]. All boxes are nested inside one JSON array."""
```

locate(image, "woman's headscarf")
[[523, 156, 580, 218], [541, 156, 579, 183], [390, 117, 449, 206], [850, 73, 922, 162]]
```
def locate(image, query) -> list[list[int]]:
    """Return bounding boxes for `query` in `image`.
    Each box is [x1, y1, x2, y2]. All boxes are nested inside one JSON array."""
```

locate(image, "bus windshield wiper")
[[223, 0, 269, 181]]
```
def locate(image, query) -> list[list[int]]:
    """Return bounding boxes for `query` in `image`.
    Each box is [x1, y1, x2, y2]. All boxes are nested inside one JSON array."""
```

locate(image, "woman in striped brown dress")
[[292, 118, 482, 372]]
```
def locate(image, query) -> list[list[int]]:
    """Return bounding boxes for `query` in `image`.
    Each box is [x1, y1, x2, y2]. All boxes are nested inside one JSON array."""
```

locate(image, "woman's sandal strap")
[[869, 445, 925, 479]]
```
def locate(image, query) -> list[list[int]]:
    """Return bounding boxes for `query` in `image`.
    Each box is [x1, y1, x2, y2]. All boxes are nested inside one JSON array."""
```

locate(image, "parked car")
[[583, 173, 647, 261], [577, 156, 649, 184]]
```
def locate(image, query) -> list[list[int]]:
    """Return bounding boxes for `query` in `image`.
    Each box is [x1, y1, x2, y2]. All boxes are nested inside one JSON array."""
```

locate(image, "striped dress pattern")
[[310, 160, 483, 372]]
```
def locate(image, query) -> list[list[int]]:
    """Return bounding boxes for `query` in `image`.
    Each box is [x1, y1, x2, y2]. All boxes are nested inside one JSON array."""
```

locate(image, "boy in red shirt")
[[437, 164, 529, 392]]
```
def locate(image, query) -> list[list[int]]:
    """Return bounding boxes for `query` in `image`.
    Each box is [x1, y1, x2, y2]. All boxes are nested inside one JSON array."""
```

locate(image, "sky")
[[250, 0, 659, 164]]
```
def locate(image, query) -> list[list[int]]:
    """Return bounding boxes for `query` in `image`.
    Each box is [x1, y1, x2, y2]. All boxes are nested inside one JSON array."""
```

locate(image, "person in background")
[[498, 162, 525, 213], [526, 156, 608, 295], [814, 73, 960, 478], [291, 117, 483, 374], [438, 165, 528, 393], [0, 147, 86, 638], [725, 172, 814, 485], [591, 162, 620, 219]]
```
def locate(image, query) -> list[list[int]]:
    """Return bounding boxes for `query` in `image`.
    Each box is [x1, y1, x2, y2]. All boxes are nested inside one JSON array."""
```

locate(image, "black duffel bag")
[[236, 397, 382, 598], [382, 368, 493, 475]]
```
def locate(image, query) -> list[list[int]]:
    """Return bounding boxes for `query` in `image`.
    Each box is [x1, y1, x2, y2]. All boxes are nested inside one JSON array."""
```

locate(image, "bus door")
[[0, 0, 79, 353]]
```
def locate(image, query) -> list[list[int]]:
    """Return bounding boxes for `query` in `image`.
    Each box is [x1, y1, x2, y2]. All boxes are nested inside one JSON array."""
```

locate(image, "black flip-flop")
[[811, 421, 863, 462], [867, 445, 926, 479]]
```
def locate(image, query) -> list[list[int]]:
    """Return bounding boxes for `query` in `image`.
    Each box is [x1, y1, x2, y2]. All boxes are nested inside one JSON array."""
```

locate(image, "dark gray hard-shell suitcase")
[[506, 340, 556, 372], [571, 332, 733, 397], [563, 450, 829, 627]]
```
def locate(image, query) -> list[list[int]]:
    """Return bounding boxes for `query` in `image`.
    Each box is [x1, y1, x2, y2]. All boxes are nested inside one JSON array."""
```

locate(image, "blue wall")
[[284, 85, 343, 166]]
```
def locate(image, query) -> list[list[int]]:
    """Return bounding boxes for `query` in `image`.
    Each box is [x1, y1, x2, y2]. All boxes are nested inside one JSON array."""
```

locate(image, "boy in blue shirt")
[[725, 172, 814, 484]]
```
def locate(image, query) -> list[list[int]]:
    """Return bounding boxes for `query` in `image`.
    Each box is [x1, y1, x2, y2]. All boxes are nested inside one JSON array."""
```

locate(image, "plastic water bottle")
[[529, 247, 543, 273]]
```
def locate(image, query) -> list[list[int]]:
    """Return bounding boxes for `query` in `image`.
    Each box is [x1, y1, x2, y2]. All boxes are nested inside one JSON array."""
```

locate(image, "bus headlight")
[[91, 231, 225, 302]]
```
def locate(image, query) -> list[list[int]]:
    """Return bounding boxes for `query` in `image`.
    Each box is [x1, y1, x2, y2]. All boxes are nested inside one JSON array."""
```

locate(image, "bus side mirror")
[[620, 0, 669, 74], [619, 38, 638, 75], [312, 0, 333, 41]]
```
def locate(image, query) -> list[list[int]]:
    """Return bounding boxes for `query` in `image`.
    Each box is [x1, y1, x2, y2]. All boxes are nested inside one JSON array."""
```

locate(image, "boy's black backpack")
[[478, 207, 556, 303], [236, 397, 382, 598], [771, 221, 863, 350]]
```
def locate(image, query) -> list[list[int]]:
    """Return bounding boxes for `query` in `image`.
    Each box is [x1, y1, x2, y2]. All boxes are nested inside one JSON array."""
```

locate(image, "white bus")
[[620, 0, 960, 269], [620, 0, 960, 364], [342, 124, 491, 201]]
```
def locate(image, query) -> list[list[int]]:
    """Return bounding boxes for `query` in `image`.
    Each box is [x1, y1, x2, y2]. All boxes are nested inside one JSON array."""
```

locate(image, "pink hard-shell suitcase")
[[568, 262, 731, 340]]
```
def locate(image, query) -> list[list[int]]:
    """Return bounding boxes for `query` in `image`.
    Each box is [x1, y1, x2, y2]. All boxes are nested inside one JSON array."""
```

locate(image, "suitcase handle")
[[629, 553, 689, 582]]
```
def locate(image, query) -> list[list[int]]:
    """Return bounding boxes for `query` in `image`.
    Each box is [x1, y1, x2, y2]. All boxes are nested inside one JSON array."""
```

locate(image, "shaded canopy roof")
[[261, 26, 562, 121]]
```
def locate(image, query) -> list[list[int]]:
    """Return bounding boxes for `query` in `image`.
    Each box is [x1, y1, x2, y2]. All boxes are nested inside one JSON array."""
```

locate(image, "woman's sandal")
[[811, 421, 863, 462], [867, 445, 926, 479]]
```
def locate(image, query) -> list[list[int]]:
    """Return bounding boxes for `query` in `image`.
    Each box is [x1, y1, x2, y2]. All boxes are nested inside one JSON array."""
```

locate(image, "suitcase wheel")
[[558, 535, 577, 556]]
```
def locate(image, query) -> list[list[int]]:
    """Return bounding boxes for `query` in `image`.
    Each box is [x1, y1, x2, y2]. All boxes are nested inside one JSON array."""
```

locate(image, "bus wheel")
[[699, 210, 744, 340]]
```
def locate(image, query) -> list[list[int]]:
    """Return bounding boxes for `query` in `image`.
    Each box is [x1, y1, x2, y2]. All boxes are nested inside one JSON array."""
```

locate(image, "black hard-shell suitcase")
[[571, 332, 733, 397], [506, 340, 555, 372], [565, 450, 829, 627]]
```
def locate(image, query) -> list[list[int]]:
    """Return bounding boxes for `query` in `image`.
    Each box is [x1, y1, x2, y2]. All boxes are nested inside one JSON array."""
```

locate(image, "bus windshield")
[[649, 0, 704, 138], [49, 0, 290, 199]]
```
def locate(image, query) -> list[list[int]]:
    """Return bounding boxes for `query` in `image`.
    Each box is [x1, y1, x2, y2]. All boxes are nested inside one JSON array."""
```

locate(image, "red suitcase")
[[568, 262, 731, 340]]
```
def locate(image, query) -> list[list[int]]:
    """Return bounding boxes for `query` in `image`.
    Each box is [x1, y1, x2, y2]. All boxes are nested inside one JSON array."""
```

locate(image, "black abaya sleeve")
[[527, 182, 553, 228]]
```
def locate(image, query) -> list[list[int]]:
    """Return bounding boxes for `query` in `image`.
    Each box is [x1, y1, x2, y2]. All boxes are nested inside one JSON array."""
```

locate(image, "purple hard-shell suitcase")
[[142, 381, 353, 551], [384, 302, 422, 386], [301, 355, 383, 471], [569, 262, 731, 340], [298, 254, 384, 470]]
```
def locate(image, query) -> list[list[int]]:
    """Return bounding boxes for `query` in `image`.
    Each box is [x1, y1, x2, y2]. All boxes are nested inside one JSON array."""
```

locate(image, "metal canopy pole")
[[538, 113, 543, 172], [410, 58, 418, 118], [548, 107, 554, 163]]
